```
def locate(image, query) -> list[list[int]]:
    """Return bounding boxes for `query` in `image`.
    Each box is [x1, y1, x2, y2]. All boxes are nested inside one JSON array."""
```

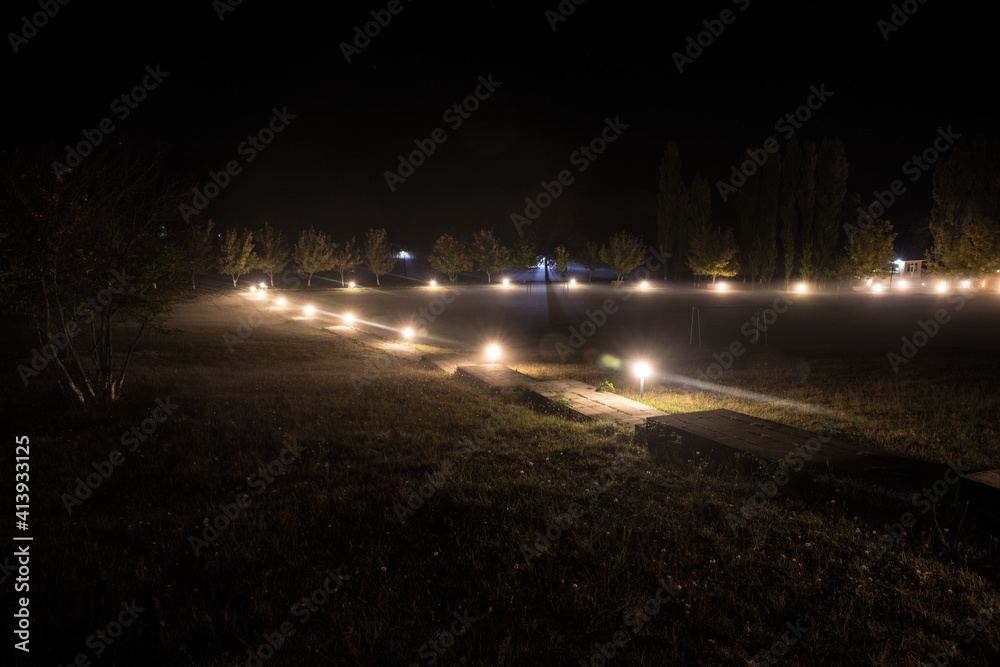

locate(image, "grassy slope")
[[7, 296, 1000, 665]]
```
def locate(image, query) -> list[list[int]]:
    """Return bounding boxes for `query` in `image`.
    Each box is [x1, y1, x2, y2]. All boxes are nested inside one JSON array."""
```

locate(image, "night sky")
[[3, 0, 995, 258]]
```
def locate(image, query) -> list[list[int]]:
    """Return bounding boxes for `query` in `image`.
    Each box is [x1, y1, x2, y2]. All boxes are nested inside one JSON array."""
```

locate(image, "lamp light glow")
[[639, 281, 650, 290], [303, 305, 315, 316], [403, 328, 414, 344], [872, 282, 884, 293], [795, 283, 807, 293], [429, 280, 437, 287], [259, 282, 267, 289], [936, 282, 948, 293], [487, 344, 500, 364], [502, 278, 510, 286], [249, 285, 257, 292], [348, 281, 356, 289], [276, 297, 286, 306], [716, 282, 728, 291], [634, 361, 651, 401], [344, 313, 354, 325]]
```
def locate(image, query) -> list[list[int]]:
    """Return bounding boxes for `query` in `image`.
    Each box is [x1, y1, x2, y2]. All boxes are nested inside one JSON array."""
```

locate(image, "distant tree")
[[293, 227, 333, 287], [470, 229, 508, 283], [656, 141, 689, 278], [601, 232, 645, 282], [814, 138, 849, 282], [779, 138, 801, 288], [797, 140, 818, 281], [363, 228, 396, 286], [255, 222, 289, 287], [579, 241, 603, 283], [180, 218, 215, 289], [553, 245, 570, 276], [847, 209, 896, 278], [218, 228, 256, 287], [509, 239, 539, 283], [687, 226, 740, 283], [329, 236, 361, 286], [428, 233, 472, 283]]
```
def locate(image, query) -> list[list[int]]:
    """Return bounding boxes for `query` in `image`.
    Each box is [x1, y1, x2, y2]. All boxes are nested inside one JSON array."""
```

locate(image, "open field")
[[3, 289, 999, 665]]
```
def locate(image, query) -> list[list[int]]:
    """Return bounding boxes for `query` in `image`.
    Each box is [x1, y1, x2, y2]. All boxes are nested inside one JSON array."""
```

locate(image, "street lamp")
[[634, 361, 651, 402]]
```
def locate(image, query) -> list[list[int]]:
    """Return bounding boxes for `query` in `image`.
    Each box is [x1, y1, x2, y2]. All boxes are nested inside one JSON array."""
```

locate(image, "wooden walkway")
[[319, 322, 999, 501]]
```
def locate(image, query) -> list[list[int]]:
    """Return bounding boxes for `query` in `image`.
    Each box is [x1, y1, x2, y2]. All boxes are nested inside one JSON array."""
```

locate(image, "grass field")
[[5, 293, 1000, 665]]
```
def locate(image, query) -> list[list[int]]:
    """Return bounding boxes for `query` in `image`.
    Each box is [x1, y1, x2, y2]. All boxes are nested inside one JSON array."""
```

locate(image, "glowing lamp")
[[276, 297, 286, 306], [429, 280, 437, 287], [259, 282, 267, 289], [502, 278, 510, 286], [639, 281, 650, 290], [303, 305, 315, 316], [936, 282, 948, 293], [344, 313, 354, 325], [487, 344, 500, 364], [795, 283, 807, 293], [403, 328, 414, 345], [872, 282, 884, 293], [348, 281, 356, 289], [716, 282, 728, 291], [249, 285, 257, 292], [634, 361, 651, 401]]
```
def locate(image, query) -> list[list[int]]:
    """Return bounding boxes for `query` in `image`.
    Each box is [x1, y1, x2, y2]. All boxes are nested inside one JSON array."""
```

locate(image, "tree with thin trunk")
[[509, 239, 539, 283], [330, 236, 361, 286], [363, 227, 396, 286], [554, 245, 569, 277], [428, 233, 472, 283], [470, 229, 508, 283], [256, 222, 289, 287], [687, 225, 740, 283], [219, 228, 257, 287], [293, 227, 333, 287], [180, 218, 215, 289], [601, 232, 645, 282], [847, 207, 896, 278], [579, 241, 603, 282], [0, 146, 190, 405]]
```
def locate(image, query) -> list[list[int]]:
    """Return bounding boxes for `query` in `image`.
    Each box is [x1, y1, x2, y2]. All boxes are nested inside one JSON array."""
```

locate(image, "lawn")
[[5, 294, 999, 665]]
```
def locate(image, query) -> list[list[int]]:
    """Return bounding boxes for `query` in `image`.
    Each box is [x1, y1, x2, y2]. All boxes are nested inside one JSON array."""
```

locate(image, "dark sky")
[[3, 0, 996, 257]]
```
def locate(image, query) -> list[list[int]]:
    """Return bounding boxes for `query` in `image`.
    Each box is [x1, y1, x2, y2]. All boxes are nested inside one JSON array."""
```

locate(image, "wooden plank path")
[[319, 323, 999, 502], [644, 409, 1000, 498]]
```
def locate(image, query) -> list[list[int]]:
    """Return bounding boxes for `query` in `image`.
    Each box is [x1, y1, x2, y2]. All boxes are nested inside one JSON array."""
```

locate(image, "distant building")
[[896, 259, 923, 279]]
